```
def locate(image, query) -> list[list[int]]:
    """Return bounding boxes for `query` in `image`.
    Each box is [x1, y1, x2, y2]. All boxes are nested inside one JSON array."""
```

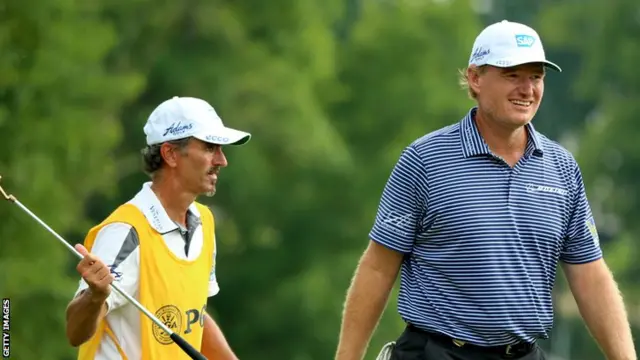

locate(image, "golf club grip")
[[170, 333, 207, 360]]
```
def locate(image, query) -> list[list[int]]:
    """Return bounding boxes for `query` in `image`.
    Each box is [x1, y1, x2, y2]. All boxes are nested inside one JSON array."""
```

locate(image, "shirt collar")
[[459, 107, 544, 158], [129, 182, 202, 234]]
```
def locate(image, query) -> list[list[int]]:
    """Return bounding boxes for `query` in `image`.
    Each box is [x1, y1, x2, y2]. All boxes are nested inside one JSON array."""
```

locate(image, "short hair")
[[458, 65, 487, 100], [140, 137, 191, 178]]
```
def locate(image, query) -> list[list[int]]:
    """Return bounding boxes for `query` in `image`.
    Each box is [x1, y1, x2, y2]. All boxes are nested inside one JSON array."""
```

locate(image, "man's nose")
[[518, 78, 535, 96], [214, 147, 228, 167]]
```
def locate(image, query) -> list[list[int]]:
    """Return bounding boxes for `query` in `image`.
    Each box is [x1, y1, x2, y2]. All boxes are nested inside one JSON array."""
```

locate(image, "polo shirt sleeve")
[[369, 144, 428, 253], [74, 222, 140, 314], [560, 162, 603, 264]]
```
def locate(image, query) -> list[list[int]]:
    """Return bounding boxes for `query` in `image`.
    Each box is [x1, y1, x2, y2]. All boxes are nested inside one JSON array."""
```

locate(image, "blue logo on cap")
[[163, 122, 193, 137], [515, 34, 535, 47], [471, 47, 490, 62]]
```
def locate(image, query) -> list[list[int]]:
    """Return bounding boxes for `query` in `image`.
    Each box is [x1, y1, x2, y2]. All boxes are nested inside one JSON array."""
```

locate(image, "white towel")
[[375, 342, 396, 360]]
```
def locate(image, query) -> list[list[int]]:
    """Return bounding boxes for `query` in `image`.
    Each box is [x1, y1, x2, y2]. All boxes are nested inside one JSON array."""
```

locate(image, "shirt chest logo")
[[525, 183, 568, 196]]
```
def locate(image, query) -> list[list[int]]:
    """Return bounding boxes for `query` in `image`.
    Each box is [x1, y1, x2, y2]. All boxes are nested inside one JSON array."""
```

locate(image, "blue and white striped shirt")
[[369, 107, 602, 346]]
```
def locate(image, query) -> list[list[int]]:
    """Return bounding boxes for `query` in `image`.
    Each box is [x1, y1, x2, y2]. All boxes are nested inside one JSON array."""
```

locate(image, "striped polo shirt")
[[369, 107, 603, 346]]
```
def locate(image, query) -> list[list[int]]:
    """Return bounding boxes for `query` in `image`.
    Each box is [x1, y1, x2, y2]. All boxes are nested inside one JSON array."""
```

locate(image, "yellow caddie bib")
[[77, 202, 215, 360]]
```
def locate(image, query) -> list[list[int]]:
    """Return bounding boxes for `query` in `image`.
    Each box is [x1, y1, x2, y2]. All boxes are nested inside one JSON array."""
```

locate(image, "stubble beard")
[[205, 178, 217, 197]]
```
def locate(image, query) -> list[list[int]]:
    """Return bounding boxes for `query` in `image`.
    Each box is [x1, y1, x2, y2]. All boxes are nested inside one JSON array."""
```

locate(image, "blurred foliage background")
[[0, 0, 638, 359]]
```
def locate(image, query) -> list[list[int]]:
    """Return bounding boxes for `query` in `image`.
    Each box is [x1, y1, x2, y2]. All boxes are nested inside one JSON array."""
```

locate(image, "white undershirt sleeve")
[[74, 222, 140, 314], [208, 238, 219, 297]]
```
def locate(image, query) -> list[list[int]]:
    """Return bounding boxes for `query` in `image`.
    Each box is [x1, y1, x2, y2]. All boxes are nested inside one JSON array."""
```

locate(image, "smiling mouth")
[[510, 100, 532, 107]]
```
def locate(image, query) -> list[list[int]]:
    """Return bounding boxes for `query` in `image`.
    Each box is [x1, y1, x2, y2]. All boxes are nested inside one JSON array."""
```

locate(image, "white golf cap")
[[468, 20, 561, 72], [144, 96, 251, 146]]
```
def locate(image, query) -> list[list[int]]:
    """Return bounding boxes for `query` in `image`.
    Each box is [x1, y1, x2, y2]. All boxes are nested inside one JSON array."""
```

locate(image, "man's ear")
[[160, 143, 179, 168], [467, 65, 483, 95]]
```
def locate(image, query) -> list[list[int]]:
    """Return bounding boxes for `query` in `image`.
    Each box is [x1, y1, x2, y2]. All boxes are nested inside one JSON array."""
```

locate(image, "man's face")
[[173, 139, 228, 197], [470, 63, 545, 128]]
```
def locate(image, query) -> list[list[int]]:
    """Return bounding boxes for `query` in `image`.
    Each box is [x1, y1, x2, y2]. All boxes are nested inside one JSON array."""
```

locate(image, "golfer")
[[64, 96, 250, 360], [335, 20, 637, 360]]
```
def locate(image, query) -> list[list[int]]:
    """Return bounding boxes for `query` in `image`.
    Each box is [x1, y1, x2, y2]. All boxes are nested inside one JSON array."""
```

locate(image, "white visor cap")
[[144, 96, 251, 146]]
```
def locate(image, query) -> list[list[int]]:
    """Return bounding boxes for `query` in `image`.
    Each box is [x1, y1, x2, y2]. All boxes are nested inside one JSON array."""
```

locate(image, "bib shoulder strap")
[[84, 203, 150, 250]]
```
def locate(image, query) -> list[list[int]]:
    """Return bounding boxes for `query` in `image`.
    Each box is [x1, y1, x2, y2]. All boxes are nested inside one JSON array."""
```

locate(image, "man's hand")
[[335, 240, 403, 360], [65, 244, 114, 347], [75, 244, 114, 302]]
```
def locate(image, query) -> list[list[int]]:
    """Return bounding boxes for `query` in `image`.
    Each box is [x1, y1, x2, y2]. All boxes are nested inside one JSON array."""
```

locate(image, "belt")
[[407, 325, 535, 357]]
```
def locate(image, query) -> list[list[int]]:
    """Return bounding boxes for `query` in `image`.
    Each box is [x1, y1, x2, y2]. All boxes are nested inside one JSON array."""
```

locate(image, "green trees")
[[0, 1, 144, 358]]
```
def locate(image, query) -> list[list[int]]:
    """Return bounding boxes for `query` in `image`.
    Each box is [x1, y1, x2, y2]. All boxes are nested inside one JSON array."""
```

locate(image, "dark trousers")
[[391, 325, 547, 360]]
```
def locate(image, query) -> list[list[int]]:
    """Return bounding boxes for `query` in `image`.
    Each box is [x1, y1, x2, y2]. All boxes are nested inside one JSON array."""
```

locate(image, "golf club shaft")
[[5, 196, 207, 360], [11, 199, 168, 331]]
